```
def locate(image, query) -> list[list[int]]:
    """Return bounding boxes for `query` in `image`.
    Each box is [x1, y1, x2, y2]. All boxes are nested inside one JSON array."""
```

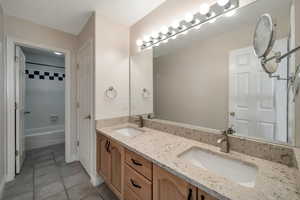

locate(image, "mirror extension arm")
[[263, 46, 300, 64]]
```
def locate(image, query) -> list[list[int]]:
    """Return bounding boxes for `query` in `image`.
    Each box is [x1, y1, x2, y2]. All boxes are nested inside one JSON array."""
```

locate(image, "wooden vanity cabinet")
[[96, 134, 124, 198], [97, 132, 219, 200], [153, 165, 197, 200], [98, 135, 111, 181], [110, 141, 123, 193]]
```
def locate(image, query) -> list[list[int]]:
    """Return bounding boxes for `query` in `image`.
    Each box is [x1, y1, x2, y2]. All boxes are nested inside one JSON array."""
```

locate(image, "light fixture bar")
[[138, 0, 239, 50]]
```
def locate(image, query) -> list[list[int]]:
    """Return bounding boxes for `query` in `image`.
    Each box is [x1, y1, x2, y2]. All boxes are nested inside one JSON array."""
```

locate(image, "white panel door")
[[229, 47, 256, 137], [15, 46, 26, 174], [229, 39, 288, 142], [77, 40, 93, 174]]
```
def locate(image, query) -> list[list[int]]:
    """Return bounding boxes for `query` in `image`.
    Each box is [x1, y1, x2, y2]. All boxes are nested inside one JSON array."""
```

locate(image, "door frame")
[[6, 36, 72, 181]]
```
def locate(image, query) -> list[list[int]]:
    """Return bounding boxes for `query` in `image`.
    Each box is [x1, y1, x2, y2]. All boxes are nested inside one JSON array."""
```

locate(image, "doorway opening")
[[6, 38, 72, 181], [15, 46, 66, 173]]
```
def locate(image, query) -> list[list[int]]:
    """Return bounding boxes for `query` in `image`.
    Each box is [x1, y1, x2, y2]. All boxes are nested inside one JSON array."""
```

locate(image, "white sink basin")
[[114, 127, 144, 138], [178, 147, 257, 188]]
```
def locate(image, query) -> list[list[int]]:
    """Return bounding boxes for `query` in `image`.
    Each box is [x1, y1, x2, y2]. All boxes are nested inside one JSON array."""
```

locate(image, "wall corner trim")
[[0, 175, 6, 199]]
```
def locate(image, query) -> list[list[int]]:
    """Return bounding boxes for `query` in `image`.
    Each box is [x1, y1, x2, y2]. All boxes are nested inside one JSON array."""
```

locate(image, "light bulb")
[[151, 31, 159, 38], [172, 20, 180, 29], [217, 0, 230, 7], [171, 35, 177, 40], [225, 10, 236, 17], [161, 26, 169, 34], [136, 39, 143, 46], [54, 52, 63, 55], [163, 39, 168, 44], [143, 35, 151, 42], [194, 19, 200, 24], [200, 4, 210, 15], [185, 13, 194, 23]]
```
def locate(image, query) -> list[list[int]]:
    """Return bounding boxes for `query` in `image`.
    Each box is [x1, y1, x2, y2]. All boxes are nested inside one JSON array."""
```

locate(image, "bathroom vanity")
[[96, 126, 217, 200], [96, 123, 300, 200]]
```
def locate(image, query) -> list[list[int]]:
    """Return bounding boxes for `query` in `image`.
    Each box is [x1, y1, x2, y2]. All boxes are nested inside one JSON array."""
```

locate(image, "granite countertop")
[[96, 123, 300, 200]]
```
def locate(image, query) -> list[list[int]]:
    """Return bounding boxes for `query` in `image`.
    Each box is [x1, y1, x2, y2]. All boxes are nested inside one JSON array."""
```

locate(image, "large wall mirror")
[[130, 0, 297, 145]]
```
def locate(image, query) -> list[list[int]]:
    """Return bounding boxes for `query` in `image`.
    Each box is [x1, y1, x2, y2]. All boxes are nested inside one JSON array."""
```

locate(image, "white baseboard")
[[90, 174, 104, 187], [26, 130, 65, 150], [0, 176, 6, 199], [67, 153, 79, 163]]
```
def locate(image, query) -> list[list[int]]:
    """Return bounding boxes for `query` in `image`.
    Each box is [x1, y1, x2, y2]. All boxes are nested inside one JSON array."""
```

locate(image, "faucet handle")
[[227, 126, 236, 135]]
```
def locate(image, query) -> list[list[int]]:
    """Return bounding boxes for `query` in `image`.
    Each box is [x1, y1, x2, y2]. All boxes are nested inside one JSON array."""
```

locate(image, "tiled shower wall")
[[24, 52, 65, 149]]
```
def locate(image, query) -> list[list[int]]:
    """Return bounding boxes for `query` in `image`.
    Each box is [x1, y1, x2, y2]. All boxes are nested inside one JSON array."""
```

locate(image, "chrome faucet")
[[133, 115, 144, 128], [217, 128, 234, 153]]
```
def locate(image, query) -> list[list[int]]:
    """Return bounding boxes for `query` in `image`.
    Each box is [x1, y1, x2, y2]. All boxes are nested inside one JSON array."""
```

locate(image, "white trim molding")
[[0, 175, 6, 199], [90, 174, 104, 187], [6, 36, 73, 181]]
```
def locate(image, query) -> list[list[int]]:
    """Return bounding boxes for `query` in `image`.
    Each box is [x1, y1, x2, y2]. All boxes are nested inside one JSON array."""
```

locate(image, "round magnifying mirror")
[[261, 51, 279, 74], [253, 14, 276, 58]]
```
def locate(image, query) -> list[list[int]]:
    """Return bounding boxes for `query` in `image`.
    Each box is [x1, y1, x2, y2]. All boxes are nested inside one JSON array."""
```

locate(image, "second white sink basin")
[[114, 127, 144, 138], [178, 147, 257, 188]]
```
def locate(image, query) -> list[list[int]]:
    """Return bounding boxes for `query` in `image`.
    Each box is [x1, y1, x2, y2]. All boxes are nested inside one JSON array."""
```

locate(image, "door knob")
[[229, 112, 235, 117], [84, 115, 91, 120]]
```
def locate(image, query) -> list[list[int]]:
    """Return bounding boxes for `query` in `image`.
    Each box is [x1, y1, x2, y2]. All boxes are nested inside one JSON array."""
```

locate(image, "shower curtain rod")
[[26, 61, 65, 69]]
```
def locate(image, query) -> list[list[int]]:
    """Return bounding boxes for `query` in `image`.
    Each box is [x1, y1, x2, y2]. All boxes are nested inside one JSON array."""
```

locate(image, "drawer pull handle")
[[188, 189, 193, 200], [130, 179, 142, 189], [131, 159, 143, 166]]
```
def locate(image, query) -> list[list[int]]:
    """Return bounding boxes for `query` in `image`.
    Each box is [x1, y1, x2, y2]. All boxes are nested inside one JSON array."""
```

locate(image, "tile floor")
[[2, 144, 119, 200]]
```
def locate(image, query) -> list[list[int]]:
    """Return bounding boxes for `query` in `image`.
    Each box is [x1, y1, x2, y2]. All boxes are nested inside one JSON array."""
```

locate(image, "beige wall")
[[5, 15, 79, 159], [95, 13, 130, 120], [0, 2, 6, 194]]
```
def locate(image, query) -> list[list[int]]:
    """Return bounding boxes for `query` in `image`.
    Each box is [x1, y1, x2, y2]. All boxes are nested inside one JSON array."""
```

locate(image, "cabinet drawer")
[[125, 164, 152, 200], [124, 187, 142, 200], [125, 149, 152, 181]]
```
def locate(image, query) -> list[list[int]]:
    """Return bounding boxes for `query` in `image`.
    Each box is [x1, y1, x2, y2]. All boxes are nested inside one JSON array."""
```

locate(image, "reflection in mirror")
[[130, 0, 295, 145]]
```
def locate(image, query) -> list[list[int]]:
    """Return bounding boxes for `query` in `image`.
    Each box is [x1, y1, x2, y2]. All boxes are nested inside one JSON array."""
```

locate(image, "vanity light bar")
[[136, 0, 239, 50]]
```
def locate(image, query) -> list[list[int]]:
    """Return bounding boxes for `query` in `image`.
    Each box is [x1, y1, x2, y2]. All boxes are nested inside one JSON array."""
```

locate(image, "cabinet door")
[[110, 141, 124, 195], [153, 165, 196, 200], [198, 189, 218, 200], [99, 135, 111, 182]]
